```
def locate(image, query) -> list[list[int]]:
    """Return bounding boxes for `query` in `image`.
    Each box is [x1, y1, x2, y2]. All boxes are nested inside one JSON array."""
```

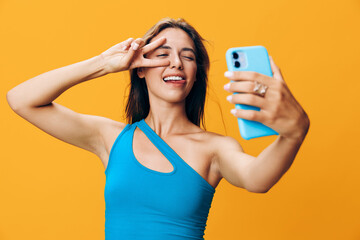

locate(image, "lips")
[[162, 74, 186, 82]]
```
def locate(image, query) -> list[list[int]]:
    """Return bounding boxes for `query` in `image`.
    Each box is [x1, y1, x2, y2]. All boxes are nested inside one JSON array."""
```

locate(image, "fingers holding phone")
[[225, 46, 278, 140], [224, 47, 309, 141]]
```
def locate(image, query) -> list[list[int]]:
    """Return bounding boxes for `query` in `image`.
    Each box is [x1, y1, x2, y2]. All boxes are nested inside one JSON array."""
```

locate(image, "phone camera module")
[[232, 52, 239, 59], [234, 61, 241, 68]]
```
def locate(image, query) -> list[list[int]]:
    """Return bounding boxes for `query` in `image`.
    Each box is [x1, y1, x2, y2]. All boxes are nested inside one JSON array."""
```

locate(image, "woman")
[[6, 18, 309, 239]]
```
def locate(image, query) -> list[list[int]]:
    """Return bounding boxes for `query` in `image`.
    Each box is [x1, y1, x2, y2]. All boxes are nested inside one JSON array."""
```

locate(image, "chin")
[[164, 95, 187, 104], [161, 90, 190, 103]]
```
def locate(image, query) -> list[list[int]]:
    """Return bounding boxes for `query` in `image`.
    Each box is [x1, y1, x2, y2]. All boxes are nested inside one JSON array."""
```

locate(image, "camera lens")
[[232, 52, 239, 59], [234, 61, 241, 68]]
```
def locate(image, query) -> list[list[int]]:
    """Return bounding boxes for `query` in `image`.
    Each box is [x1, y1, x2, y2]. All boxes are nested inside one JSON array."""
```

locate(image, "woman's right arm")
[[7, 55, 107, 110], [6, 37, 168, 160]]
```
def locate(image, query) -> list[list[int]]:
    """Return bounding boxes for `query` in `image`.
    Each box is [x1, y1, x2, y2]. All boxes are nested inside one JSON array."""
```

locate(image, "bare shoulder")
[[214, 134, 244, 152], [183, 123, 244, 158], [201, 130, 244, 154], [96, 118, 128, 167], [200, 130, 245, 178]]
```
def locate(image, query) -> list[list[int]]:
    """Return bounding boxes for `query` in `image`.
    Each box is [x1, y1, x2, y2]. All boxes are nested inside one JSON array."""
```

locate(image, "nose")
[[170, 54, 183, 70]]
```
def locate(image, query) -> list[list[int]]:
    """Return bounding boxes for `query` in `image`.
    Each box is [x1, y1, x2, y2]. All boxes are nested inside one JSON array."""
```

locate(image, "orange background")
[[1, 0, 359, 239]]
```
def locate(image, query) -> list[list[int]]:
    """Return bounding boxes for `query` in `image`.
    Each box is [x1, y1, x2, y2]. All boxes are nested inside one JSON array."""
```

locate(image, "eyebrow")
[[155, 45, 196, 55]]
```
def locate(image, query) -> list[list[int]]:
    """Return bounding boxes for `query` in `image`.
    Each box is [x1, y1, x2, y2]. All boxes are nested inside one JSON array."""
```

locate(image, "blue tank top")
[[104, 119, 216, 239]]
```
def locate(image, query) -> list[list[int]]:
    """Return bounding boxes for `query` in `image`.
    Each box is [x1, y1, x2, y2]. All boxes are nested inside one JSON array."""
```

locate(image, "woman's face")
[[138, 28, 197, 103]]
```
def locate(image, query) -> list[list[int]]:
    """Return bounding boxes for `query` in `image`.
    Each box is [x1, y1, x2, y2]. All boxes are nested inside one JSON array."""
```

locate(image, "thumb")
[[269, 56, 284, 82]]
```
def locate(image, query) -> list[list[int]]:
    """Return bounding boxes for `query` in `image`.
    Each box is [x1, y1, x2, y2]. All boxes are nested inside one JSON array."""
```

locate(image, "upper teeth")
[[163, 76, 184, 81]]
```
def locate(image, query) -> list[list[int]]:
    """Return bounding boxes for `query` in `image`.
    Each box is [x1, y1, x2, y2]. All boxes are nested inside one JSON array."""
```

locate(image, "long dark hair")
[[125, 18, 210, 129]]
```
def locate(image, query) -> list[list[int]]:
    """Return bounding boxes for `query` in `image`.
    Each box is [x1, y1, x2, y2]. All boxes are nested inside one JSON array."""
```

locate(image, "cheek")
[[189, 64, 197, 78], [144, 67, 164, 78]]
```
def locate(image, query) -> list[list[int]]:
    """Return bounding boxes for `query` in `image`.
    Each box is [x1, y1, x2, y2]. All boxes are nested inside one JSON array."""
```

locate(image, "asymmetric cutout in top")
[[132, 126, 175, 174]]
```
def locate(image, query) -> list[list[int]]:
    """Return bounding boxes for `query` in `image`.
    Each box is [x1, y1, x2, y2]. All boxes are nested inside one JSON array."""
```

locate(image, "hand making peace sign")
[[99, 37, 170, 74]]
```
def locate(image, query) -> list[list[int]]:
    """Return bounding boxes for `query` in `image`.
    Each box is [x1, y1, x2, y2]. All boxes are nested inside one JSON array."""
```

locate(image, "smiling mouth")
[[163, 76, 186, 84], [163, 76, 185, 82]]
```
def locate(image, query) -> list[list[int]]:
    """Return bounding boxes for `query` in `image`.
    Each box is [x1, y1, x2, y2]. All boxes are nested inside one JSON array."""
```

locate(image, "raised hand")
[[99, 37, 170, 74]]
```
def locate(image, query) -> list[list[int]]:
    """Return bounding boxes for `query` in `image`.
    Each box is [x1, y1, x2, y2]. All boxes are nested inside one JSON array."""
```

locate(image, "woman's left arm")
[[222, 56, 310, 192]]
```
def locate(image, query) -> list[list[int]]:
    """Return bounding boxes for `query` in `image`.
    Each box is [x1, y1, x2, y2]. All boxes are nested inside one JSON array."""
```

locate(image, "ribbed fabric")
[[104, 119, 216, 239]]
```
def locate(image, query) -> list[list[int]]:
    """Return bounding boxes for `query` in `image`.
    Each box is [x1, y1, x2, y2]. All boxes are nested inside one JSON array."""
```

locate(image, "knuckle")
[[239, 94, 248, 104], [249, 71, 258, 79], [247, 111, 257, 120], [248, 82, 256, 92], [268, 115, 276, 125], [233, 71, 240, 78], [231, 94, 239, 103]]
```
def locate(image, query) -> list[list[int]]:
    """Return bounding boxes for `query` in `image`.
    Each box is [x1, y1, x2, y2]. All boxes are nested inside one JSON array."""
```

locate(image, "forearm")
[[248, 133, 307, 192], [7, 55, 107, 110]]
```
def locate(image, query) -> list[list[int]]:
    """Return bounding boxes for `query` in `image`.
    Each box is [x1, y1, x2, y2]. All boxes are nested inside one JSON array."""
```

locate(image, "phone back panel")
[[226, 46, 278, 140]]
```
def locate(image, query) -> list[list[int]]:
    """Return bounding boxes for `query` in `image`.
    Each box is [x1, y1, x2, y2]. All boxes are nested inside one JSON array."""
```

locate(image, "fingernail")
[[224, 71, 233, 78], [224, 83, 230, 90], [230, 109, 236, 114], [226, 95, 232, 101], [132, 42, 139, 50]]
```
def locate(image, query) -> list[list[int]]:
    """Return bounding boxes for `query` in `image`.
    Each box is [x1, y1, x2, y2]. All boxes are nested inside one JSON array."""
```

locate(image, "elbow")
[[248, 187, 269, 194], [255, 188, 270, 194], [6, 90, 27, 113], [6, 90, 21, 112], [246, 183, 271, 194], [6, 90, 17, 110]]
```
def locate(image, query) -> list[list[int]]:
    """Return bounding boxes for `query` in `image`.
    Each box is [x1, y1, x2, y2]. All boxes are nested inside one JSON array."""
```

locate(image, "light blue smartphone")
[[225, 45, 279, 140]]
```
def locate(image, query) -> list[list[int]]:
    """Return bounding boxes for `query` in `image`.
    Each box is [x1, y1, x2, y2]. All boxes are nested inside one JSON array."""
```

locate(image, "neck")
[[144, 100, 192, 138]]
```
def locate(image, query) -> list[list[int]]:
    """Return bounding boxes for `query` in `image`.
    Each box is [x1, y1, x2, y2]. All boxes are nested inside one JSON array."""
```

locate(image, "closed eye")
[[157, 54, 168, 57], [183, 56, 194, 60]]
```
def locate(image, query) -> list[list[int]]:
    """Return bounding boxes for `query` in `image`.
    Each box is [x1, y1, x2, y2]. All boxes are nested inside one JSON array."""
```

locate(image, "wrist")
[[93, 54, 109, 75], [280, 117, 310, 144], [80, 55, 109, 80]]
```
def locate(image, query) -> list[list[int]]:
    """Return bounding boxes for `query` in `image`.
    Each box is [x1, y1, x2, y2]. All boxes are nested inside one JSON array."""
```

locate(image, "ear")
[[137, 67, 145, 79]]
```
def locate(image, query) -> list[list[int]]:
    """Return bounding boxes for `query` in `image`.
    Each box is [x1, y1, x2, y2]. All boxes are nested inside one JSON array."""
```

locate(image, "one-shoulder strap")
[[135, 119, 182, 167]]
